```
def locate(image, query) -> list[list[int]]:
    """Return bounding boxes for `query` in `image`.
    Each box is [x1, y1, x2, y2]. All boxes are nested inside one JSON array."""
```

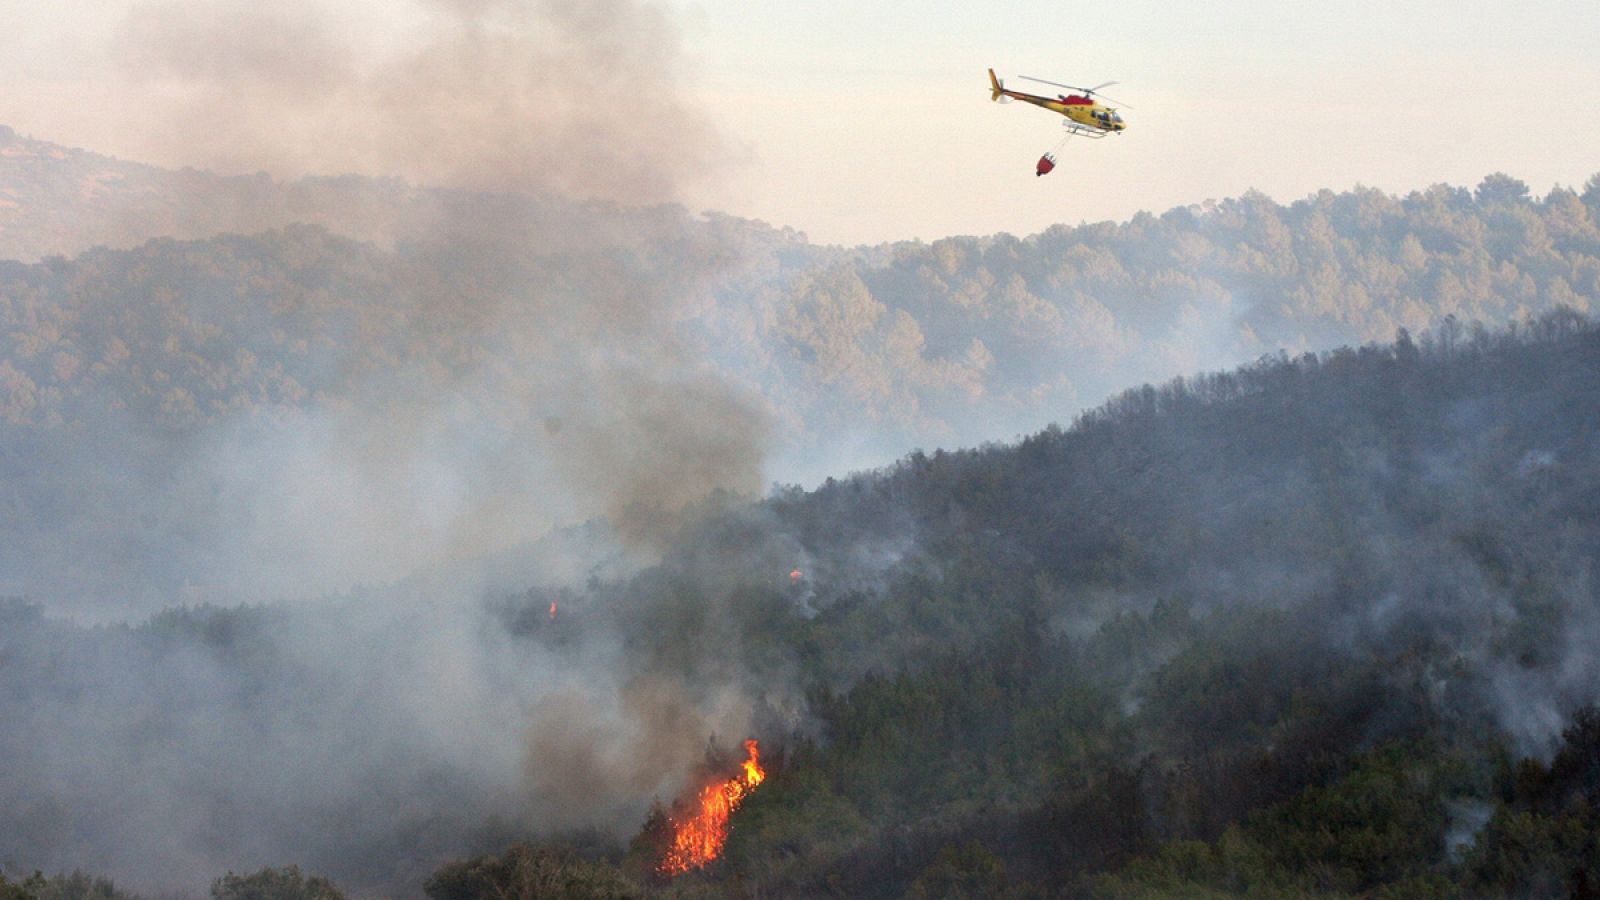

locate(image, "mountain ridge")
[[4, 312, 1598, 896], [2, 127, 1598, 611]]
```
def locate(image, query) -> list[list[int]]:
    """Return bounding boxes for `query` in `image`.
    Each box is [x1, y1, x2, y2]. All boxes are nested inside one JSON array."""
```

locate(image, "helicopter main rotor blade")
[[1081, 80, 1135, 109], [1017, 75, 1087, 93], [1016, 74, 1134, 108]]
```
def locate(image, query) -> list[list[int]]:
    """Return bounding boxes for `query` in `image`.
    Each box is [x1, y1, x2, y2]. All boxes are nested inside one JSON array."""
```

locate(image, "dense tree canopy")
[[3, 130, 1599, 607], [5, 313, 1599, 896], [7, 123, 1600, 898]]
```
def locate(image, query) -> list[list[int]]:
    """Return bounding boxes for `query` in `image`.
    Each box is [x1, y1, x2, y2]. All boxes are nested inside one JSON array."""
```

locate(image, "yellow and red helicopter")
[[987, 68, 1129, 176]]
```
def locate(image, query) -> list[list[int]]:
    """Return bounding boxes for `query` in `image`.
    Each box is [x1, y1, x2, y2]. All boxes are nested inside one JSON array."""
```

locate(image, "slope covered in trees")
[[694, 308, 1600, 897], [4, 313, 1599, 896], [6, 127, 1600, 894], [748, 172, 1600, 462], [3, 124, 1598, 467], [1, 130, 1598, 609]]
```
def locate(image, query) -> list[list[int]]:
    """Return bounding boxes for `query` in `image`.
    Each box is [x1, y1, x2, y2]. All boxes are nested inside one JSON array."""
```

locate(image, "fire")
[[658, 739, 766, 876]]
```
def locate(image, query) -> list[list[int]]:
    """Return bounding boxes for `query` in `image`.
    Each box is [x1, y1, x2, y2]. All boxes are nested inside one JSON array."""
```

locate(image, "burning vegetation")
[[657, 739, 766, 876]]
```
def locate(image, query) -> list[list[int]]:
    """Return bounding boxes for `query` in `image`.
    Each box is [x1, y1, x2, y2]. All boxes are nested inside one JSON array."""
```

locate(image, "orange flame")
[[658, 739, 766, 876]]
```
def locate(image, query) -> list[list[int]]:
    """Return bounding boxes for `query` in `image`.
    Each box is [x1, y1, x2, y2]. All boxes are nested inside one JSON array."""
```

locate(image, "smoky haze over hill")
[[0, 0, 776, 614], [2, 42, 1600, 889], [0, 128, 1597, 609], [0, 220, 788, 611], [3, 3, 1596, 896], [2, 313, 1598, 896]]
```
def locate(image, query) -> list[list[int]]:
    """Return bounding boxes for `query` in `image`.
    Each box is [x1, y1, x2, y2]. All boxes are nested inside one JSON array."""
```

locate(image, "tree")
[[424, 846, 638, 900], [905, 842, 1014, 899], [0, 871, 136, 900], [1476, 173, 1531, 206], [1582, 173, 1600, 209], [209, 867, 344, 900], [0, 873, 32, 900]]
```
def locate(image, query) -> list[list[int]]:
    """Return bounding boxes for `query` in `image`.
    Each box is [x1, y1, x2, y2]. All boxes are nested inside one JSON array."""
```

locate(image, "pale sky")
[[674, 0, 1600, 244], [2, 0, 1597, 246]]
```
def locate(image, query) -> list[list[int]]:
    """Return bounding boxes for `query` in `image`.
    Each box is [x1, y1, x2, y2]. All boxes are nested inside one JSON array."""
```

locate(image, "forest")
[[3, 125, 1600, 610], [7, 124, 1600, 897], [4, 310, 1599, 897]]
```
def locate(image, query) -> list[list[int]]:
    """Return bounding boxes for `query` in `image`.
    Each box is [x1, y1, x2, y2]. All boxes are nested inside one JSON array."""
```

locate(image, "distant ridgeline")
[[0, 135, 1598, 580], [3, 138, 1600, 606], [0, 126, 1595, 453], [4, 314, 1600, 897]]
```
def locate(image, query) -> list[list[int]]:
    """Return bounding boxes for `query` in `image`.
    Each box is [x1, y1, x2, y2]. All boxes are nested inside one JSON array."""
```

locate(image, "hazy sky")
[[675, 0, 1600, 244], [2, 0, 1597, 245]]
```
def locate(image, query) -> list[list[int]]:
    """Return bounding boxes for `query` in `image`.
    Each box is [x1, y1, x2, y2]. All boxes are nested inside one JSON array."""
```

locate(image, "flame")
[[658, 739, 765, 876]]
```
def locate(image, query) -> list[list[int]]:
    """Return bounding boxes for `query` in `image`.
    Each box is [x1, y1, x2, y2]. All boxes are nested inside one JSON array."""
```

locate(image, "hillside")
[[3, 312, 1598, 896], [0, 124, 769, 262], [1, 129, 1598, 610]]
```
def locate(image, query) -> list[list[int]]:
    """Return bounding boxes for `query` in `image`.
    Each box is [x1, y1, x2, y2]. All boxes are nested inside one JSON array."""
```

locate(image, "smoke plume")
[[113, 0, 726, 203], [0, 2, 780, 890]]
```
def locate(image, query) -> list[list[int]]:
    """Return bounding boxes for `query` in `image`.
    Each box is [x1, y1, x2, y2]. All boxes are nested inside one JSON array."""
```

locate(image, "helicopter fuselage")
[[1001, 88, 1125, 134], [988, 69, 1126, 139]]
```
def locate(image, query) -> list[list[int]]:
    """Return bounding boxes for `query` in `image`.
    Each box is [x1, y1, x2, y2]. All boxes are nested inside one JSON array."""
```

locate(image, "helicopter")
[[987, 69, 1129, 175]]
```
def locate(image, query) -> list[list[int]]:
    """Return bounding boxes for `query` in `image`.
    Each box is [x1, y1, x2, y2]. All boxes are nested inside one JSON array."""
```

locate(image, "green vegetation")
[[1, 143, 1599, 605], [12, 312, 1600, 896], [580, 310, 1600, 896], [424, 846, 638, 900], [210, 867, 345, 900], [6, 130, 1600, 894], [0, 871, 139, 900]]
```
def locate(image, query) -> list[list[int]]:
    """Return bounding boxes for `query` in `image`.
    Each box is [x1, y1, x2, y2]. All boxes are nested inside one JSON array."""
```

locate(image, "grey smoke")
[[113, 0, 726, 203], [62, 0, 773, 599], [0, 1, 779, 890]]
